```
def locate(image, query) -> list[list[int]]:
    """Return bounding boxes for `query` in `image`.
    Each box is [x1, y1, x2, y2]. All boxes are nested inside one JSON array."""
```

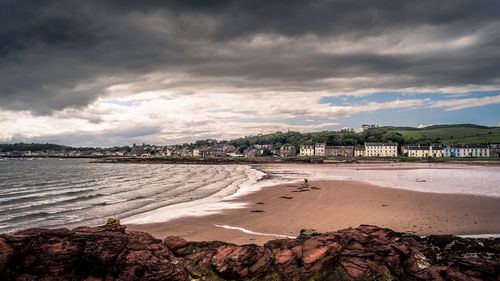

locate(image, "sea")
[[0, 158, 267, 234], [1, 158, 499, 234]]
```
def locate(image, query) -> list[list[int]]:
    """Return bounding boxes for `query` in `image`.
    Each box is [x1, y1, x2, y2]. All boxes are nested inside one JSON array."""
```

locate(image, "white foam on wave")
[[122, 165, 270, 224], [123, 200, 249, 224], [215, 224, 296, 239]]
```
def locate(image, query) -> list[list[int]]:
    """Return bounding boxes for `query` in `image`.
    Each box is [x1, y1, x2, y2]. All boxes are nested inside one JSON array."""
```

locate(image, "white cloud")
[[429, 95, 500, 111], [418, 124, 433, 128], [1, 87, 499, 146]]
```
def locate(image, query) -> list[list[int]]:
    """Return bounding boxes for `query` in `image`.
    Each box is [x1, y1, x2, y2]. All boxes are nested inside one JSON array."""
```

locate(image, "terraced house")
[[325, 146, 354, 157], [299, 145, 315, 156], [354, 147, 365, 157], [279, 145, 296, 157], [364, 142, 398, 157], [443, 144, 490, 157], [402, 144, 443, 158], [490, 144, 500, 157], [314, 143, 326, 156]]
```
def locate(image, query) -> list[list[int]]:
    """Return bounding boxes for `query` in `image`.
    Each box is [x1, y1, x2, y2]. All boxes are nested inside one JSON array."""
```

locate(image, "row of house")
[[401, 145, 444, 158], [242, 144, 297, 157], [299, 142, 500, 158], [4, 142, 498, 159], [299, 143, 355, 157], [132, 142, 500, 158], [194, 144, 237, 157], [402, 144, 496, 158], [300, 143, 394, 157]]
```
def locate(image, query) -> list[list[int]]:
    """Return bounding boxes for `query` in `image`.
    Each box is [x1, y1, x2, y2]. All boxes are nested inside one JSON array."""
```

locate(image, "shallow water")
[[258, 162, 500, 197], [0, 158, 263, 233]]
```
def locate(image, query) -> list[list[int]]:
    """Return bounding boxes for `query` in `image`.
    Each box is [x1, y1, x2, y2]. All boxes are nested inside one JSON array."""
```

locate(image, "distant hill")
[[218, 124, 500, 151], [0, 143, 71, 152], [0, 143, 98, 152], [391, 124, 500, 144]]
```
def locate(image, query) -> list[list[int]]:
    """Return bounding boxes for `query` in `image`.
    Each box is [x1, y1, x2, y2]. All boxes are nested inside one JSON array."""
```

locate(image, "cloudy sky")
[[1, 0, 500, 147]]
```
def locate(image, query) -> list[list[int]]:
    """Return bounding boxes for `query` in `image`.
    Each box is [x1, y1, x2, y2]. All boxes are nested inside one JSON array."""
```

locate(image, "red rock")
[[163, 235, 187, 255], [341, 260, 367, 279], [275, 248, 294, 264], [0, 224, 498, 280], [302, 246, 329, 264], [211, 244, 273, 278]]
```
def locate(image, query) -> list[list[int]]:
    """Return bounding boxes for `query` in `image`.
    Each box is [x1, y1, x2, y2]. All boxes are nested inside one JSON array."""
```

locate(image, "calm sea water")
[[0, 158, 262, 233]]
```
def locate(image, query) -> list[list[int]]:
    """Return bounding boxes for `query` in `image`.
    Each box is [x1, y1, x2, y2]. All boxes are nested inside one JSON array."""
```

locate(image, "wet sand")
[[129, 180, 500, 245]]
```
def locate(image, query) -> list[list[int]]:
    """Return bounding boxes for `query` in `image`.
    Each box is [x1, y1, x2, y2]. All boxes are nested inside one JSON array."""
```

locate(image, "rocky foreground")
[[0, 222, 499, 281]]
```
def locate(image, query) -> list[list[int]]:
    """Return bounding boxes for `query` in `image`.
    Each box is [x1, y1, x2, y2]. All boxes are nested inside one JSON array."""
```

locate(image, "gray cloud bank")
[[1, 0, 500, 115]]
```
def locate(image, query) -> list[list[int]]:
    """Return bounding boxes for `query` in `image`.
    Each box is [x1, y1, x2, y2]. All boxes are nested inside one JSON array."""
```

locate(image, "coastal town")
[[1, 141, 499, 159], [2, 124, 500, 159]]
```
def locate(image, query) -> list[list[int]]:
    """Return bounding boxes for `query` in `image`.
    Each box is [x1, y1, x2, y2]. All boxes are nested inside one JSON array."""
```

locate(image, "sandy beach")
[[129, 179, 500, 245]]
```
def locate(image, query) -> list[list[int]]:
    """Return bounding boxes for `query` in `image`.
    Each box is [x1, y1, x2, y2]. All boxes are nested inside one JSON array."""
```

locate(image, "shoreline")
[[91, 156, 500, 166], [129, 179, 500, 245]]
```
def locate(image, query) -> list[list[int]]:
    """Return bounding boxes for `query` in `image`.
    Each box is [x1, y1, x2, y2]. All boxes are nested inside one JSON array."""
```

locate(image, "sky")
[[1, 0, 500, 147]]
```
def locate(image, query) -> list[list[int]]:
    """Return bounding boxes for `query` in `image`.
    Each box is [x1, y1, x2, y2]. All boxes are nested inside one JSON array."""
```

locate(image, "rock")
[[0, 224, 498, 280], [0, 223, 187, 280], [163, 236, 188, 256], [298, 228, 320, 240], [0, 236, 14, 275]]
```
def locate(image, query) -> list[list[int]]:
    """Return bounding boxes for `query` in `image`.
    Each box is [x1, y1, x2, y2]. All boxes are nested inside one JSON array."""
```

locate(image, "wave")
[[122, 165, 266, 224], [0, 161, 271, 233]]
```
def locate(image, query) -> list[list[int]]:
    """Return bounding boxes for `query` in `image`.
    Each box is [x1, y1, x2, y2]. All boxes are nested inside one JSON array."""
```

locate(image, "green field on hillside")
[[439, 135, 500, 144], [394, 124, 500, 144]]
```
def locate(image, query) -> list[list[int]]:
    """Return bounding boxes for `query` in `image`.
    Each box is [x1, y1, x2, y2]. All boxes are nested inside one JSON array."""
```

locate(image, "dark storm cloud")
[[102, 0, 500, 39], [1, 0, 499, 114]]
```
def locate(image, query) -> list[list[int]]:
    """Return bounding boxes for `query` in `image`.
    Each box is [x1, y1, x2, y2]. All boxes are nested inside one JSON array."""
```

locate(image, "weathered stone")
[[0, 224, 498, 280], [0, 224, 187, 280], [164, 236, 188, 255]]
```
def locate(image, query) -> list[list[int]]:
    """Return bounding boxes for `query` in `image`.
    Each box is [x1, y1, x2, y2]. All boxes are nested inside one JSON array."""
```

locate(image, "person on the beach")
[[304, 178, 309, 187]]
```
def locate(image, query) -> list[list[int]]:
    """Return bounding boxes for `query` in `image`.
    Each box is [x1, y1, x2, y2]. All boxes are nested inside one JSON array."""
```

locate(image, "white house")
[[299, 145, 315, 156], [365, 142, 398, 157], [354, 147, 365, 157], [314, 143, 326, 156], [402, 144, 443, 158]]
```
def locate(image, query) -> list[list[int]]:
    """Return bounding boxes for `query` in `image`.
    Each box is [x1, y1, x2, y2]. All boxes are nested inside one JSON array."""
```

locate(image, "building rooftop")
[[365, 142, 397, 147]]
